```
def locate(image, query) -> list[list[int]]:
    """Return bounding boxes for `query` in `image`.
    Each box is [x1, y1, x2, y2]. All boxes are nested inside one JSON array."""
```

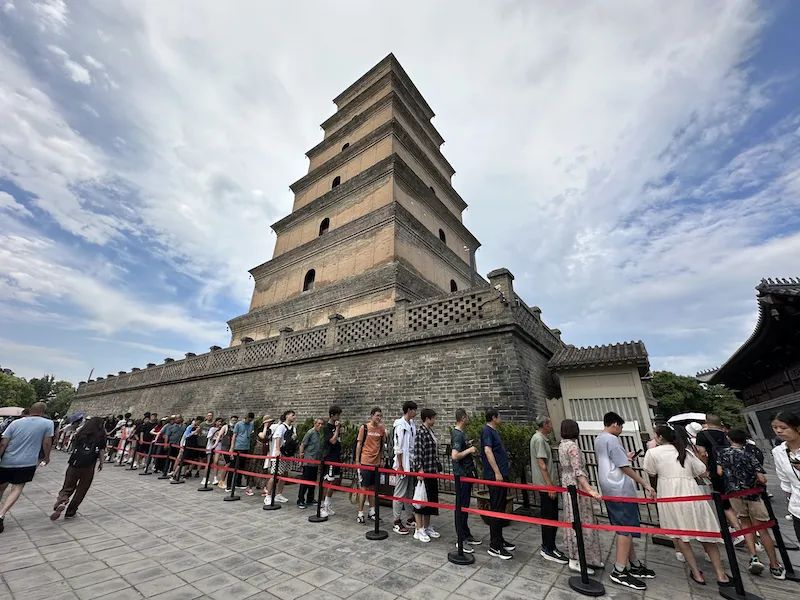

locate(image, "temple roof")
[[548, 340, 650, 375], [708, 278, 800, 390]]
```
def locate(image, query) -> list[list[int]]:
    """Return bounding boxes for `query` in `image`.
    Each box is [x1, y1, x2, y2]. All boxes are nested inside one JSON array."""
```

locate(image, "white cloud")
[[0, 1, 797, 380], [0, 191, 32, 217]]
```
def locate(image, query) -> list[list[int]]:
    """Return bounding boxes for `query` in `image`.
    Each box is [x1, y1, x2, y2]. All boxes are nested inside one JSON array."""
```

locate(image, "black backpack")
[[69, 442, 99, 468], [281, 425, 298, 457]]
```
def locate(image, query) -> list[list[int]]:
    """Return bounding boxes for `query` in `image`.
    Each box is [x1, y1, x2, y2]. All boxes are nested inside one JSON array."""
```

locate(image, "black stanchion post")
[[170, 447, 186, 485], [447, 473, 475, 565], [308, 459, 328, 523], [567, 485, 605, 597], [198, 449, 215, 492], [115, 439, 128, 466], [224, 452, 241, 502], [263, 455, 282, 511], [366, 464, 388, 540], [158, 444, 171, 479], [140, 440, 155, 476], [712, 491, 761, 600], [760, 489, 800, 582]]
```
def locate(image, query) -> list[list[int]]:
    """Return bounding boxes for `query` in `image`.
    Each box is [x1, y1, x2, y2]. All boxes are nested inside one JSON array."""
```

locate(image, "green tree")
[[651, 371, 745, 428], [48, 381, 76, 417], [0, 372, 36, 408], [28, 374, 56, 401]]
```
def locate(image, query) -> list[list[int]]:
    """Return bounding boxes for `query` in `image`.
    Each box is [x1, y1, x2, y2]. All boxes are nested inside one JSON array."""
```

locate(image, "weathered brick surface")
[[72, 326, 558, 423]]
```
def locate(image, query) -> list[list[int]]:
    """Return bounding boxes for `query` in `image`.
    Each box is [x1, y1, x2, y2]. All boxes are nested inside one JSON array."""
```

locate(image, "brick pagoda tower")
[[228, 54, 483, 344]]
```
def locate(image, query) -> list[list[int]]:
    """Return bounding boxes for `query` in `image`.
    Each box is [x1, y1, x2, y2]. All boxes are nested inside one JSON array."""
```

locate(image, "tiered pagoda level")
[[228, 54, 483, 345]]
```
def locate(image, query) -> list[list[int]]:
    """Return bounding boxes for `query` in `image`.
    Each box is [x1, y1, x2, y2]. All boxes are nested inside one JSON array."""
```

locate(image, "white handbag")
[[412, 478, 427, 509]]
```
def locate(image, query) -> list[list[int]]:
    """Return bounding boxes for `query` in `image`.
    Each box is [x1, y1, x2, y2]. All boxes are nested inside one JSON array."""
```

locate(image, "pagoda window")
[[450, 280, 458, 292], [341, 143, 350, 151], [318, 218, 330, 236], [331, 176, 341, 188], [303, 269, 316, 292], [438, 228, 446, 243]]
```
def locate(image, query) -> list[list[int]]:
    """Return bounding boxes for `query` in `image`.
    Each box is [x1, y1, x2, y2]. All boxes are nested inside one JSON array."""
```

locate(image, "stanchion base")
[[568, 576, 605, 597], [139, 472, 152, 476], [785, 573, 800, 583], [308, 515, 328, 523], [719, 588, 761, 600], [447, 550, 475, 565], [157, 475, 170, 480], [223, 495, 240, 502], [196, 487, 213, 492], [262, 504, 282, 511], [169, 479, 185, 485], [114, 464, 126, 467], [365, 530, 388, 541]]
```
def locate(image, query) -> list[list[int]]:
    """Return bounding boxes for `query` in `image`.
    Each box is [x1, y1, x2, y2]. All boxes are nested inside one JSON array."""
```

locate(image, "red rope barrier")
[[583, 521, 721, 538], [277, 475, 313, 486], [731, 520, 776, 538], [460, 476, 566, 493], [378, 467, 453, 481], [323, 482, 368, 495], [721, 487, 765, 500], [377, 493, 455, 511], [236, 468, 273, 480], [182, 459, 208, 468], [237, 452, 277, 461], [462, 506, 573, 528], [280, 456, 322, 466]]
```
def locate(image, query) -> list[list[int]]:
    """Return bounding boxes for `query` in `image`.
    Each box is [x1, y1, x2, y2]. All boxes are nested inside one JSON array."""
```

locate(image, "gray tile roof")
[[548, 340, 649, 374], [756, 277, 800, 298]]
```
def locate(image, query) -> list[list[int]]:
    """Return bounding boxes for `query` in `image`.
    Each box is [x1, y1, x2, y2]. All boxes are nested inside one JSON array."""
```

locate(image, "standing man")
[[165, 415, 187, 475], [595, 412, 656, 591], [696, 414, 739, 532], [297, 418, 324, 508], [229, 412, 254, 492], [481, 408, 516, 560], [451, 408, 481, 552], [321, 405, 343, 518], [264, 410, 297, 504], [355, 407, 386, 524], [198, 412, 214, 454], [0, 402, 54, 532], [392, 400, 417, 535], [530, 416, 568, 565]]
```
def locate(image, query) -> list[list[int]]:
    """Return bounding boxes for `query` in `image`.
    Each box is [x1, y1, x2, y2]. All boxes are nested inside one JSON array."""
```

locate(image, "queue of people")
[[1, 401, 798, 595]]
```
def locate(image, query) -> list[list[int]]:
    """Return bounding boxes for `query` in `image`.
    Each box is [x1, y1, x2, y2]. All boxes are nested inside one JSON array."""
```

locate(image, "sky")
[[1, 0, 799, 385]]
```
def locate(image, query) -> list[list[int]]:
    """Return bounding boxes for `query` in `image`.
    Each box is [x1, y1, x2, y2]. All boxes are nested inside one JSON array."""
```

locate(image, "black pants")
[[456, 481, 473, 541], [488, 483, 508, 551], [298, 465, 318, 503], [539, 491, 559, 551], [56, 465, 95, 517]]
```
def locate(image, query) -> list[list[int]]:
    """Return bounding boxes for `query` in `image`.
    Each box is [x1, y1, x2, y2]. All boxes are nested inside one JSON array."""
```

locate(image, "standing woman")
[[411, 408, 441, 543], [51, 417, 106, 520], [771, 412, 800, 542], [558, 419, 603, 574], [643, 425, 731, 586]]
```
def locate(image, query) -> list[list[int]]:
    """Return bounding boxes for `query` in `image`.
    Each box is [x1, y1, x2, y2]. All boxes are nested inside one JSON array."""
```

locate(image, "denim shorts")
[[606, 500, 641, 538]]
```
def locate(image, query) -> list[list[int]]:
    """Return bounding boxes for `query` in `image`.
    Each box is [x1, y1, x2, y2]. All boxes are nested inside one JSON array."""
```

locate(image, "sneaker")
[[733, 535, 746, 547], [610, 568, 647, 590], [263, 495, 272, 505], [200, 478, 207, 486], [568, 559, 594, 575], [502, 540, 516, 552], [465, 535, 482, 545], [770, 565, 786, 580], [50, 503, 66, 521], [676, 551, 686, 563], [540, 547, 569, 565], [235, 485, 247, 489], [324, 504, 335, 515], [748, 556, 764, 575], [413, 529, 431, 543], [132, 463, 139, 469], [487, 546, 513, 560], [629, 562, 655, 579], [297, 501, 307, 509], [368, 513, 379, 522], [455, 541, 475, 553], [425, 526, 441, 538], [755, 541, 764, 553], [275, 494, 289, 503], [320, 509, 329, 518], [225, 488, 232, 492], [212, 478, 219, 485], [786, 514, 793, 521], [405, 517, 415, 527], [357, 514, 366, 525], [393, 520, 410, 535]]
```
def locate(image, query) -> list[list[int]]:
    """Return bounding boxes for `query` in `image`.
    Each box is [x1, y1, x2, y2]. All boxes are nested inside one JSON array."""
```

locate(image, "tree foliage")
[[0, 372, 36, 408], [0, 371, 76, 415], [651, 371, 744, 428]]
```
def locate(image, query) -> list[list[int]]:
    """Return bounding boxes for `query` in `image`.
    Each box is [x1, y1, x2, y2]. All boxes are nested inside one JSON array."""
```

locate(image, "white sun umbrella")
[[0, 406, 25, 417], [667, 412, 706, 424]]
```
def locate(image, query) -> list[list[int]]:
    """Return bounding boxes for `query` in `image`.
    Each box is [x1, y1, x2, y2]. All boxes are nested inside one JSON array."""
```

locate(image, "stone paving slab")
[[1, 453, 799, 599]]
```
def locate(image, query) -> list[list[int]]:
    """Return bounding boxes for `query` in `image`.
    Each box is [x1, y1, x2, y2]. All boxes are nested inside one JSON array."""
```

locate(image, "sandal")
[[690, 571, 706, 585]]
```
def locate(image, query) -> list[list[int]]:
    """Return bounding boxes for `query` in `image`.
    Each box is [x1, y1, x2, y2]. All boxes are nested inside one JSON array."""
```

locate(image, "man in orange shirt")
[[355, 407, 386, 524]]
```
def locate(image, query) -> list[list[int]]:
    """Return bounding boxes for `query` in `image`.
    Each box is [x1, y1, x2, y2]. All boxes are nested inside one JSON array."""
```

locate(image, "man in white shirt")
[[391, 400, 417, 535], [264, 410, 297, 504]]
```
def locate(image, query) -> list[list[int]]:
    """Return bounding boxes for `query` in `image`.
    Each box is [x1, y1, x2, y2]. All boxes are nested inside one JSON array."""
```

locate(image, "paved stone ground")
[[1, 453, 799, 600]]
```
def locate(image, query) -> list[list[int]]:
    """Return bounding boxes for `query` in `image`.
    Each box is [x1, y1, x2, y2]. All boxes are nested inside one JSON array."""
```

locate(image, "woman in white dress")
[[643, 425, 732, 587]]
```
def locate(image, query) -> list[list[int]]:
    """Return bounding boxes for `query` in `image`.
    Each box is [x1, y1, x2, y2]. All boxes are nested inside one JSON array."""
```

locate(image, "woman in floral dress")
[[558, 419, 603, 573]]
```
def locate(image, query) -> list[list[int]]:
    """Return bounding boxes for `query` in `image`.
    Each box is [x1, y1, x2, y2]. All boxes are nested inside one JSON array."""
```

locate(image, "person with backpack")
[[264, 410, 298, 504], [695, 414, 740, 535], [354, 407, 386, 524], [50, 416, 106, 521]]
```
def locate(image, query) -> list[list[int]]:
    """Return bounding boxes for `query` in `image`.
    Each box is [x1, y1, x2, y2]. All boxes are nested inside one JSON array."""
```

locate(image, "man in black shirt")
[[451, 408, 481, 551], [321, 405, 342, 518]]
